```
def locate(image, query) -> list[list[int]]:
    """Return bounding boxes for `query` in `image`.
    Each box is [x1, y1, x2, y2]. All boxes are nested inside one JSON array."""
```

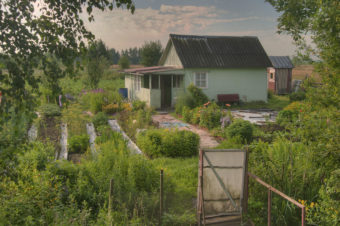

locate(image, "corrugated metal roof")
[[123, 66, 178, 74], [159, 34, 272, 68], [269, 56, 294, 69]]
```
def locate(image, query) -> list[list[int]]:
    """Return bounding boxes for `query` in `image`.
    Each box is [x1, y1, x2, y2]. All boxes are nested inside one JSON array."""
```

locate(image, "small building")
[[267, 56, 294, 94], [124, 34, 272, 109]]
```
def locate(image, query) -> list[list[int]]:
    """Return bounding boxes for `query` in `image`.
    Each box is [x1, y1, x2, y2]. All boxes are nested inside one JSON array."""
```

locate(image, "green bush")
[[39, 104, 61, 117], [187, 84, 208, 107], [132, 100, 146, 111], [182, 106, 192, 123], [92, 112, 108, 128], [199, 102, 222, 129], [68, 134, 89, 154], [175, 92, 195, 114], [226, 119, 254, 143], [289, 91, 306, 102], [137, 129, 200, 158], [276, 109, 298, 125], [82, 91, 122, 114], [89, 92, 105, 113]]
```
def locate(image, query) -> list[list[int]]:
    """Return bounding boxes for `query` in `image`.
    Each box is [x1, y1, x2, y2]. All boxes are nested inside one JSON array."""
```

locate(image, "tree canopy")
[[0, 0, 135, 121], [266, 0, 339, 73], [140, 41, 163, 67]]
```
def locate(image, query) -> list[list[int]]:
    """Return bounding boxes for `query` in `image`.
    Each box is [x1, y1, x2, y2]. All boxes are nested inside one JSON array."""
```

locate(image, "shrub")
[[89, 92, 105, 113], [82, 91, 122, 114], [92, 112, 108, 128], [289, 91, 306, 102], [175, 92, 195, 114], [102, 103, 120, 114], [132, 100, 146, 111], [187, 84, 208, 107], [68, 134, 89, 154], [182, 106, 192, 123], [190, 107, 201, 125], [226, 119, 254, 143], [276, 109, 297, 125], [137, 129, 200, 158], [267, 89, 274, 99], [39, 104, 61, 117], [276, 101, 302, 125], [199, 102, 222, 129]]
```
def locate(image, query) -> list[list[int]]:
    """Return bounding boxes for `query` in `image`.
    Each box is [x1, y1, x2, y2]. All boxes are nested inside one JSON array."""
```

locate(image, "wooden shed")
[[267, 56, 294, 94]]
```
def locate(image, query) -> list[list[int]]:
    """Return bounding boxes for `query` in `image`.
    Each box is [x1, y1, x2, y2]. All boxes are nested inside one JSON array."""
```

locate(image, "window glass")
[[173, 75, 183, 88], [195, 72, 207, 88], [151, 75, 159, 89], [143, 75, 149, 88]]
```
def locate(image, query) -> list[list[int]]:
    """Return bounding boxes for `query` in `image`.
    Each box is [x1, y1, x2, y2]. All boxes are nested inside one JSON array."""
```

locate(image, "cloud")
[[81, 4, 261, 50]]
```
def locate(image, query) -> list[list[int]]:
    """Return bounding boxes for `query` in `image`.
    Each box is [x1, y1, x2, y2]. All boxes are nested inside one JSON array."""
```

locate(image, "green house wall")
[[182, 68, 268, 102], [125, 68, 267, 109]]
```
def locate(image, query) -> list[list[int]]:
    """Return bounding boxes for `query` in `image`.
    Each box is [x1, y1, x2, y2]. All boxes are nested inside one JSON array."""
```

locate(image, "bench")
[[217, 94, 240, 104]]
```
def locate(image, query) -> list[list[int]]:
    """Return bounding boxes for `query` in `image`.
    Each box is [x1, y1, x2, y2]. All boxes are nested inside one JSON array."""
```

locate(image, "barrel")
[[119, 88, 128, 98]]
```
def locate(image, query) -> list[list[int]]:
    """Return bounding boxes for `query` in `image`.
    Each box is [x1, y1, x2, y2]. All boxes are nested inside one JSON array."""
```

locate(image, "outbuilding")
[[267, 56, 294, 94]]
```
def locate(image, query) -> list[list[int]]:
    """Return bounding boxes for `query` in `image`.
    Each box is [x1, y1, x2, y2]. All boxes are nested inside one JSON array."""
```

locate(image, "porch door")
[[160, 75, 172, 109]]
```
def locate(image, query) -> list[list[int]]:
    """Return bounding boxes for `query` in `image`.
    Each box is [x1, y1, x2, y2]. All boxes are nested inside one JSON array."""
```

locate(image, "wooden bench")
[[217, 94, 240, 104]]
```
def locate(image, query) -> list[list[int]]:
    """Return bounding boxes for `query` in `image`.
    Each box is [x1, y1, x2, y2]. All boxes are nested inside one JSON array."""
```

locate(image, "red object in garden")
[[217, 94, 239, 104]]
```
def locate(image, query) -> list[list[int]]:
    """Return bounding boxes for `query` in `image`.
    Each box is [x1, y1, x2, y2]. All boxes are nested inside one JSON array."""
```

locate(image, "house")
[[267, 56, 294, 94], [124, 34, 272, 109]]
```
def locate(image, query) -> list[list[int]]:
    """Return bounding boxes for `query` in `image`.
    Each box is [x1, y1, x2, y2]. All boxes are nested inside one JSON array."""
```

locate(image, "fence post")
[[108, 178, 113, 226], [268, 188, 271, 226], [302, 206, 305, 226], [159, 169, 164, 226]]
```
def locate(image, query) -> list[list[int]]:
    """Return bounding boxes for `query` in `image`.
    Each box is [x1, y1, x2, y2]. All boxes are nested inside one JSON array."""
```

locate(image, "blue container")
[[119, 88, 128, 98]]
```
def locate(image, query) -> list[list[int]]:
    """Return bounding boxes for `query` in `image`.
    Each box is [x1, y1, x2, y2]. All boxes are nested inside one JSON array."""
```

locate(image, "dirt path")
[[152, 114, 219, 149]]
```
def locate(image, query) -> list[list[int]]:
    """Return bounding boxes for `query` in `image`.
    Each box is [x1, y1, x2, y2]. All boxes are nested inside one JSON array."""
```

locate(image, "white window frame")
[[173, 75, 183, 88], [194, 72, 208, 89], [134, 75, 141, 91]]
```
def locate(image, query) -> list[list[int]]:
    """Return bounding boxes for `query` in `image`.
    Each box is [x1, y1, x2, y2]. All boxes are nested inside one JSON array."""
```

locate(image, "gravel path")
[[152, 114, 219, 149]]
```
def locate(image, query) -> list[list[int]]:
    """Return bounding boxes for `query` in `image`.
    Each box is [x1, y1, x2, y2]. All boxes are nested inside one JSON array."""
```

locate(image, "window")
[[195, 72, 208, 88], [134, 75, 141, 91], [173, 75, 183, 88], [151, 75, 159, 89], [143, 75, 149, 89], [270, 73, 274, 79]]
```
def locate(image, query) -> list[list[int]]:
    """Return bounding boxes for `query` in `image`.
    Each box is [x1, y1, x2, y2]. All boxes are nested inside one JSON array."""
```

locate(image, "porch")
[[124, 66, 184, 109]]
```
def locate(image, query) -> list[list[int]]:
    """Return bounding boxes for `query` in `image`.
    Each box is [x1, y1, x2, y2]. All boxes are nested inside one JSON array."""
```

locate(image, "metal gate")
[[197, 149, 248, 225]]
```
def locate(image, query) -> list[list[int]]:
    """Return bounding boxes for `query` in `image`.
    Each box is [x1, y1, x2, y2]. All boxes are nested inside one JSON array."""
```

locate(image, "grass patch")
[[151, 157, 198, 220]]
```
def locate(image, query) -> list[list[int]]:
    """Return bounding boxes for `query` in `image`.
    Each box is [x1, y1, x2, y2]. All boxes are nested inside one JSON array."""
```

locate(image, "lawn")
[[151, 157, 198, 224]]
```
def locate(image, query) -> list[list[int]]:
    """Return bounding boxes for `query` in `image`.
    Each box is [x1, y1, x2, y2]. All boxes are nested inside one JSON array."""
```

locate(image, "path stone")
[[86, 123, 97, 154], [108, 120, 142, 154], [152, 114, 219, 149], [59, 123, 68, 160]]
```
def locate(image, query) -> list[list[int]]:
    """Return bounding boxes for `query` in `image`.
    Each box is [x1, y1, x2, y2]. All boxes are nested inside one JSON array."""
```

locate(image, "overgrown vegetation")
[[137, 129, 200, 158]]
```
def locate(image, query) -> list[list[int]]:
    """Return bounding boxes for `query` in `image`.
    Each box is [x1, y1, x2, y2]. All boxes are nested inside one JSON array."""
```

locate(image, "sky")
[[81, 0, 297, 56]]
